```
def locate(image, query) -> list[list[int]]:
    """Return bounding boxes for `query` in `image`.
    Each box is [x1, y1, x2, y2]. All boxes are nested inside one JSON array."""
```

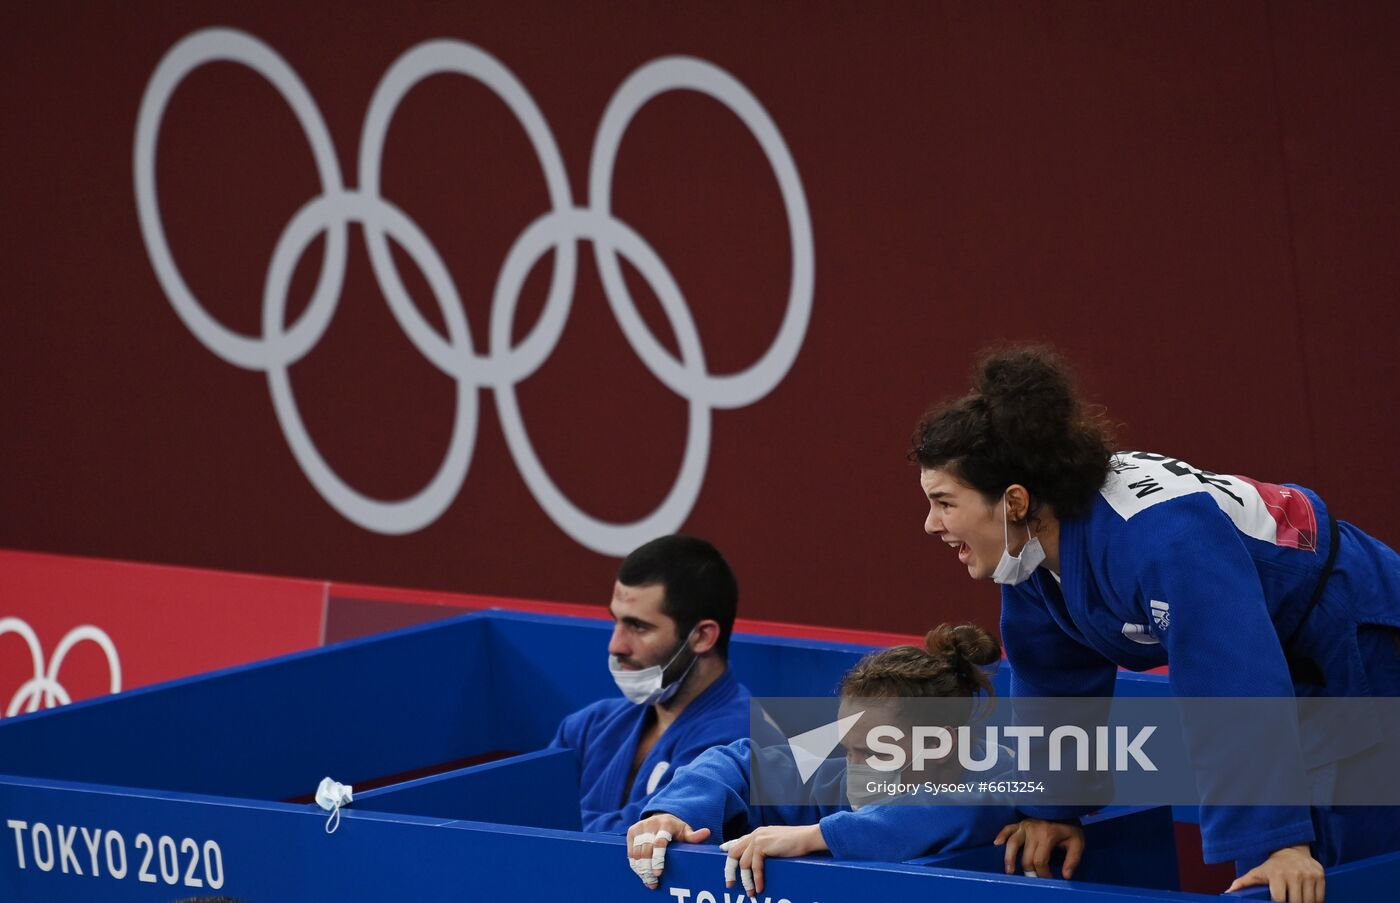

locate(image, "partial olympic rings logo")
[[0, 617, 122, 718], [134, 29, 814, 555]]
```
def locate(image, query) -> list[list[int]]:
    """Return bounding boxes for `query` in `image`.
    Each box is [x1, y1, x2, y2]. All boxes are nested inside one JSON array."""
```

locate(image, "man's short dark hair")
[[618, 535, 738, 659]]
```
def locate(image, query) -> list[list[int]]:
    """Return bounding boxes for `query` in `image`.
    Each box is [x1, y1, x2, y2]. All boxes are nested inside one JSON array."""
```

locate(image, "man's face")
[[608, 581, 682, 670]]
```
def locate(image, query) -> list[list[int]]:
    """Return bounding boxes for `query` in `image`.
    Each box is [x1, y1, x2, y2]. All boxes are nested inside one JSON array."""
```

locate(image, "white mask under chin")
[[991, 498, 1046, 586], [609, 630, 698, 705]]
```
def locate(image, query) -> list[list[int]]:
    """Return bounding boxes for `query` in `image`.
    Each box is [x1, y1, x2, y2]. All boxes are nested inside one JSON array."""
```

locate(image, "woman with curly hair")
[[909, 345, 1400, 903]]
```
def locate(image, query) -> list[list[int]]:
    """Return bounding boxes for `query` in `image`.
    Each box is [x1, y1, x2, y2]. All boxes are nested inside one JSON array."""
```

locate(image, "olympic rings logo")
[[0, 617, 122, 718], [134, 29, 814, 555]]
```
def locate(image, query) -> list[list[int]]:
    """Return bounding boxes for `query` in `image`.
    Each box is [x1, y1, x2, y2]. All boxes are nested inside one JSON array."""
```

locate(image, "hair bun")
[[974, 343, 1080, 473], [841, 623, 1000, 700], [923, 623, 999, 695], [951, 623, 1000, 666], [976, 346, 1077, 444], [924, 622, 1000, 673], [976, 347, 1074, 409]]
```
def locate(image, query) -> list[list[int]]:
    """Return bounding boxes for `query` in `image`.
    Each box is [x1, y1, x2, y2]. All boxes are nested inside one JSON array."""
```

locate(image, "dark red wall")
[[3, 1, 1397, 635]]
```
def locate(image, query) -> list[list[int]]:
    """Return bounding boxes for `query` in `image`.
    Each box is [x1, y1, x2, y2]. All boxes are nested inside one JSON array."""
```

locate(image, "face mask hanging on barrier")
[[315, 777, 354, 834]]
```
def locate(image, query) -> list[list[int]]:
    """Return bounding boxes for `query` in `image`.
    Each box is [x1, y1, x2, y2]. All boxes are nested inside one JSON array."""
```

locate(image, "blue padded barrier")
[[0, 612, 502, 799], [352, 748, 582, 831], [1226, 851, 1400, 899], [478, 615, 618, 748], [0, 774, 1226, 903], [1, 609, 1395, 902]]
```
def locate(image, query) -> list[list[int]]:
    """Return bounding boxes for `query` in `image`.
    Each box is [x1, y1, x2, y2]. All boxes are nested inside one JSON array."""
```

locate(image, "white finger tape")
[[724, 855, 739, 882], [633, 832, 657, 847], [629, 857, 656, 885]]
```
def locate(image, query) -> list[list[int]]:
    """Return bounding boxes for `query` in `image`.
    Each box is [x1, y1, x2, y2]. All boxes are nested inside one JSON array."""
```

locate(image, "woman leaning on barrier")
[[624, 623, 1018, 897], [908, 344, 1400, 903]]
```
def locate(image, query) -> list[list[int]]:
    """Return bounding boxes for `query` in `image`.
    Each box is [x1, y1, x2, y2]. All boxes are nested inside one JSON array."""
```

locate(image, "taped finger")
[[629, 857, 657, 886], [651, 833, 672, 873], [724, 854, 739, 885], [741, 866, 755, 896]]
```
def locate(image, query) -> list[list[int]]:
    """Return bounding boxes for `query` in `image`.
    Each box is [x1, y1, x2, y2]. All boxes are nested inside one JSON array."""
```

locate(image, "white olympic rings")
[[134, 28, 814, 554], [0, 617, 122, 718]]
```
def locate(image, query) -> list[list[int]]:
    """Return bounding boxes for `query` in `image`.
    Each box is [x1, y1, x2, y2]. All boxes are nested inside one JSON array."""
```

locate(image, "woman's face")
[[919, 467, 1012, 580], [838, 698, 908, 763], [837, 697, 958, 779]]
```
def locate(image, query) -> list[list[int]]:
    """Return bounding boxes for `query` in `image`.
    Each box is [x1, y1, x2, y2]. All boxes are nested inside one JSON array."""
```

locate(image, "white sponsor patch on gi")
[[1121, 623, 1161, 646], [1102, 453, 1318, 551]]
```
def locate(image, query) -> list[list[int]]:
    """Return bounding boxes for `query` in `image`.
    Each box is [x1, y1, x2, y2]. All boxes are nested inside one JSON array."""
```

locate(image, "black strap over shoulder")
[[1282, 513, 1341, 686]]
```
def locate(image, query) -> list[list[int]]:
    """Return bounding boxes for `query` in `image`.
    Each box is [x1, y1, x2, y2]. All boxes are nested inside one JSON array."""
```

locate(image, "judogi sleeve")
[[642, 739, 758, 838], [1000, 578, 1117, 821], [819, 797, 1016, 861]]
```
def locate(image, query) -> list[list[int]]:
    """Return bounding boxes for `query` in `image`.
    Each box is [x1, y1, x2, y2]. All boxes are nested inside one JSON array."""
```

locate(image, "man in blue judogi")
[[550, 535, 757, 833]]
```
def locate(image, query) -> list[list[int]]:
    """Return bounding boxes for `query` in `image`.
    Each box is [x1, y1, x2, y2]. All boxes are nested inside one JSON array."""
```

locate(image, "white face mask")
[[315, 777, 354, 834], [844, 761, 914, 810], [609, 629, 699, 706], [991, 497, 1045, 585], [844, 761, 887, 810]]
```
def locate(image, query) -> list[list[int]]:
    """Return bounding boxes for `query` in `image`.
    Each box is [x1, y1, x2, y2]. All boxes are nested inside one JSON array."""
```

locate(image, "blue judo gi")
[[550, 668, 755, 833], [644, 737, 1016, 860], [1004, 451, 1400, 868]]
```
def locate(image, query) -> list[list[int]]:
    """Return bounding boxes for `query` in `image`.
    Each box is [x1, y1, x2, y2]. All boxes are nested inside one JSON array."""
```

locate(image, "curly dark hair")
[[908, 345, 1115, 521]]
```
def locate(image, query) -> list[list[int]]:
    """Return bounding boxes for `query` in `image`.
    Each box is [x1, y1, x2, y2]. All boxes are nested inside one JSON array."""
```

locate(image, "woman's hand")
[[721, 824, 828, 898], [625, 814, 711, 889], [995, 818, 1085, 879], [1225, 844, 1325, 903]]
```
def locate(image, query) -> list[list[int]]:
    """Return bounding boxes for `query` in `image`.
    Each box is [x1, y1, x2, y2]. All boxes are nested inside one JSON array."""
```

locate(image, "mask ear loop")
[[1003, 495, 1034, 558], [662, 625, 700, 672], [650, 626, 707, 706], [315, 777, 353, 834], [660, 626, 702, 688]]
